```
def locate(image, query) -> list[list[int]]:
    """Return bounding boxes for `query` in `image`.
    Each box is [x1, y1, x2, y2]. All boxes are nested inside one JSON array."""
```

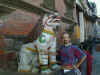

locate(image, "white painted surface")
[[79, 12, 85, 42]]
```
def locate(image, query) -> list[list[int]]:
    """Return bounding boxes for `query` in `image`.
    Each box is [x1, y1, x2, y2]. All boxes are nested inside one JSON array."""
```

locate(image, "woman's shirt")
[[58, 45, 86, 67]]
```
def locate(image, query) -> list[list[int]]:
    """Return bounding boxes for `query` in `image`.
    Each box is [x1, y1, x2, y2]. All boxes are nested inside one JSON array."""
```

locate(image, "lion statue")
[[18, 12, 61, 74]]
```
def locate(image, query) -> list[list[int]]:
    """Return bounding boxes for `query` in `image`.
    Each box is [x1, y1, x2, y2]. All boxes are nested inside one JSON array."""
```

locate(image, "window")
[[5, 39, 14, 50]]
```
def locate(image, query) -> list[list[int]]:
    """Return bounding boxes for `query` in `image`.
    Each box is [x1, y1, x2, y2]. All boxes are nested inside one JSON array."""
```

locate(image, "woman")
[[58, 32, 86, 75]]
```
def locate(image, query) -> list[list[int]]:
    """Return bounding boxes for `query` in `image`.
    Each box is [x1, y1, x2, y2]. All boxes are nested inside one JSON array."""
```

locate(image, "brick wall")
[[55, 0, 66, 16], [23, 0, 43, 7]]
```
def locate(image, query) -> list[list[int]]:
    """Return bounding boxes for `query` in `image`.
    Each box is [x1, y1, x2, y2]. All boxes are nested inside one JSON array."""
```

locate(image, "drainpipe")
[[79, 11, 85, 42]]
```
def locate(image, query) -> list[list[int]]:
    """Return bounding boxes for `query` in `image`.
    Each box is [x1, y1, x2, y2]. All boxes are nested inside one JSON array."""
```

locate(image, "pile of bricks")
[[0, 51, 18, 72]]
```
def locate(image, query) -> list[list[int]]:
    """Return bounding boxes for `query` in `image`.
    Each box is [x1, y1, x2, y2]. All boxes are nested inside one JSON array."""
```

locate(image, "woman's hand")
[[73, 65, 78, 69]]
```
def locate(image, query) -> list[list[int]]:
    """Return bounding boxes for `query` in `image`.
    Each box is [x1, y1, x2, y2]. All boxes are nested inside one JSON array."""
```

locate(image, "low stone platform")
[[0, 70, 61, 75]]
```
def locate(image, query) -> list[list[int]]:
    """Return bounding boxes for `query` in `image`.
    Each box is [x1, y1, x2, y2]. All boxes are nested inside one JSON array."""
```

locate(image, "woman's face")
[[63, 33, 71, 44]]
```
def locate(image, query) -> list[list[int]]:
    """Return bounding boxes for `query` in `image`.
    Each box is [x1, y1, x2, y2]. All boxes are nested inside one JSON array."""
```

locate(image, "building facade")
[[0, 0, 76, 50], [75, 0, 97, 44]]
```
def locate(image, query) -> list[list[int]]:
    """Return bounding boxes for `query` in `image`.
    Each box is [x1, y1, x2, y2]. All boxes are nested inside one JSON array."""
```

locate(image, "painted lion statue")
[[18, 12, 61, 74]]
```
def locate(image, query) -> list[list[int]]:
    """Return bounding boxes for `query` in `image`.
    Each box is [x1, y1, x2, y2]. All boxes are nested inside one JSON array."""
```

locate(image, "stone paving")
[[92, 51, 100, 75]]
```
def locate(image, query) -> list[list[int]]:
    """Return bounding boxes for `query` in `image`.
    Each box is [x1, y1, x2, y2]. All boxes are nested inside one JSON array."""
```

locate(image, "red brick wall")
[[23, 0, 43, 7], [1, 10, 40, 35], [55, 0, 66, 16]]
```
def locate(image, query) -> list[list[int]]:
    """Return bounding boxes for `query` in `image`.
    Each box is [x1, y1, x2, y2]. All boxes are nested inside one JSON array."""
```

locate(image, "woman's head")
[[62, 32, 71, 45]]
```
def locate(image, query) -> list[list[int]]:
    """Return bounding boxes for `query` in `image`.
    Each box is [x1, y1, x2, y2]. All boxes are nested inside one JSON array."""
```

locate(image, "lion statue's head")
[[42, 12, 61, 29], [25, 12, 61, 43]]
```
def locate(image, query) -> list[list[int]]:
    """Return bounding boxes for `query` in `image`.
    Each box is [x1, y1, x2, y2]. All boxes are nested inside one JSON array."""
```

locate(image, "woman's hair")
[[79, 42, 88, 50], [62, 31, 71, 38]]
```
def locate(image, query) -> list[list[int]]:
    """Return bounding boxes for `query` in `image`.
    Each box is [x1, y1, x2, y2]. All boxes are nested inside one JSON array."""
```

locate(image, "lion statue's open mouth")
[[43, 13, 61, 27]]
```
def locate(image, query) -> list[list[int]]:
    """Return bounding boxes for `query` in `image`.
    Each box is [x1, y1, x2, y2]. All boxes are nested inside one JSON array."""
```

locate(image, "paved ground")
[[92, 50, 100, 75]]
